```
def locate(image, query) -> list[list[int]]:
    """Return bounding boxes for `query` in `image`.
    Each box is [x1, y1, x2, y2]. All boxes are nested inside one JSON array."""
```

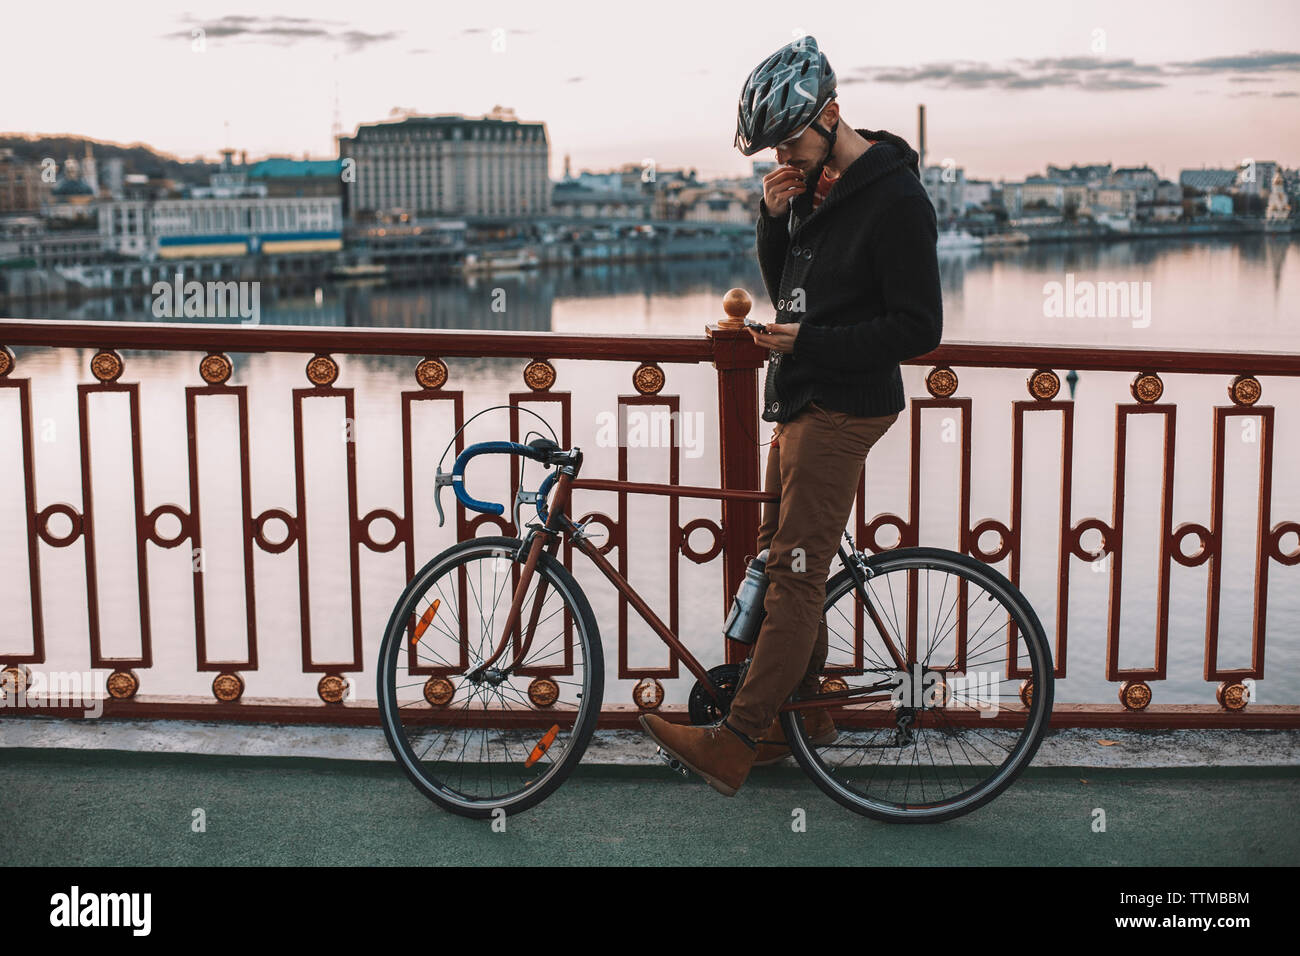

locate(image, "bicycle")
[[377, 429, 1055, 823]]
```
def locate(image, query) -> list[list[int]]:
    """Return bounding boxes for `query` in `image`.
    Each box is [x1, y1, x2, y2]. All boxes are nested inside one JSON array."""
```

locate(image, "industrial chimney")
[[918, 104, 926, 172]]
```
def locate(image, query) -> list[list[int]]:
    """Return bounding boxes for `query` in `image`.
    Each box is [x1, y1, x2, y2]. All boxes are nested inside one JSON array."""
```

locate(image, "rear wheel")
[[784, 546, 1054, 823], [377, 536, 604, 818]]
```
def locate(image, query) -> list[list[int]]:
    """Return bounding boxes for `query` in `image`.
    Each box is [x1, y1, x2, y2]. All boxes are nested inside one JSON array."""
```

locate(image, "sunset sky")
[[4, 0, 1298, 182]]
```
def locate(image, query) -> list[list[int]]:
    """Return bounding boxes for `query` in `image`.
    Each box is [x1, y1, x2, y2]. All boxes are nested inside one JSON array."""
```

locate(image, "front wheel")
[[784, 546, 1054, 823], [377, 536, 605, 818]]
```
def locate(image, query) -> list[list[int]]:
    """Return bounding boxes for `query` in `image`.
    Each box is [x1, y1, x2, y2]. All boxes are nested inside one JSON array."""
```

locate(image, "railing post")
[[708, 289, 766, 665]]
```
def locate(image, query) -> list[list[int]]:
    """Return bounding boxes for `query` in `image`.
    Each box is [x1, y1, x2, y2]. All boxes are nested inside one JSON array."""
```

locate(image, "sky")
[[3, 0, 1298, 182]]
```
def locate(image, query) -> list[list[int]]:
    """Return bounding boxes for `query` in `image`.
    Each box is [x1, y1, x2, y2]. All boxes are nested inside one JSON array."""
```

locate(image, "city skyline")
[[3, 0, 1299, 182]]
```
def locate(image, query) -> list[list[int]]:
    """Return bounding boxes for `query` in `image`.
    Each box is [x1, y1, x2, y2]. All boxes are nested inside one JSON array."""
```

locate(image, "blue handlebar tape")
[[450, 441, 547, 516]]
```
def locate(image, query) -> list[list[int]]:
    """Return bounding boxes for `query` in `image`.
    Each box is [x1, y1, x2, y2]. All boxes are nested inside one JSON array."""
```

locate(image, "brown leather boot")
[[753, 710, 838, 766], [639, 714, 757, 796]]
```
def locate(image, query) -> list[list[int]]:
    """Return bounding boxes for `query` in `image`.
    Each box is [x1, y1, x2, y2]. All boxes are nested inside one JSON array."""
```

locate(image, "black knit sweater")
[[754, 127, 943, 423]]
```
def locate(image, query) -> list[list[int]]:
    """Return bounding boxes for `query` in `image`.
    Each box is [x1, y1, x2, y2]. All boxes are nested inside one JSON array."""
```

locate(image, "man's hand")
[[762, 165, 806, 217], [748, 322, 800, 353]]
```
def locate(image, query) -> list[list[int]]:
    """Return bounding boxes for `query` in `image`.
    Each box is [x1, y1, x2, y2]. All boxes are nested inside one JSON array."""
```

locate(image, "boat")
[[329, 262, 389, 280], [460, 249, 541, 275], [981, 231, 1031, 246], [937, 229, 984, 250]]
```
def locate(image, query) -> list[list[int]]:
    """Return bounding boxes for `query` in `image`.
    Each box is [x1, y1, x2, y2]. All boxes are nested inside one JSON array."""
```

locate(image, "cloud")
[[164, 15, 398, 52], [1171, 51, 1300, 73], [847, 49, 1300, 93]]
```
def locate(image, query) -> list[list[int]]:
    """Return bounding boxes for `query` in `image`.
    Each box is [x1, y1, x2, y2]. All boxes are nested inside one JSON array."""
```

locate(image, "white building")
[[338, 107, 550, 219], [99, 195, 342, 258]]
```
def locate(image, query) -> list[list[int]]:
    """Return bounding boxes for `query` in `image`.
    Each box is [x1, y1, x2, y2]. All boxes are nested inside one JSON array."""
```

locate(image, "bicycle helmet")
[[734, 35, 838, 156]]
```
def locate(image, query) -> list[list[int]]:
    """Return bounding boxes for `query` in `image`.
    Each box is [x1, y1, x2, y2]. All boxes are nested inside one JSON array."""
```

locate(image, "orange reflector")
[[524, 724, 561, 768], [412, 599, 441, 643]]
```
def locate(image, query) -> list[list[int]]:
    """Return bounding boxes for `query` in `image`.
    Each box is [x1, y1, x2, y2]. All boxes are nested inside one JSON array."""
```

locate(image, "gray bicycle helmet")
[[735, 35, 838, 156]]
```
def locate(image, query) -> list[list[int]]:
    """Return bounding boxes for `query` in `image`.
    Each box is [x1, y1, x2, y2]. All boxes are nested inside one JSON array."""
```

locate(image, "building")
[[1207, 193, 1235, 216], [44, 156, 98, 221], [0, 149, 49, 213], [247, 158, 344, 198], [549, 182, 650, 218], [1236, 160, 1278, 197], [1046, 163, 1112, 185], [962, 179, 994, 210], [1179, 168, 1237, 193], [1002, 177, 1066, 217], [338, 107, 549, 219], [1089, 185, 1138, 218], [677, 186, 754, 224], [922, 165, 966, 219], [1111, 166, 1160, 203], [1266, 168, 1292, 221], [99, 194, 342, 259]]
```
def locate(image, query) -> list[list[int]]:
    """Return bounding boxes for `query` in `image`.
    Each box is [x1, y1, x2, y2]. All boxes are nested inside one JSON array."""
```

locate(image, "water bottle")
[[723, 549, 770, 644]]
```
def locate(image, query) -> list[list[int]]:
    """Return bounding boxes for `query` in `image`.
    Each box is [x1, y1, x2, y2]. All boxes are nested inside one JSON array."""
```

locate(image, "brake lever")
[[434, 470, 455, 527], [512, 488, 540, 530]]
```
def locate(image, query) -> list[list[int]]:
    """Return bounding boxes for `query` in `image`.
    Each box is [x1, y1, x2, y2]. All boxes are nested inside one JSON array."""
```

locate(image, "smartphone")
[[744, 319, 768, 333]]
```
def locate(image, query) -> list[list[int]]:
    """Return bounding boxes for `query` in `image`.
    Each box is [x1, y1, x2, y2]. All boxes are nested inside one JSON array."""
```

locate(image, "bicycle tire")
[[377, 535, 605, 819], [784, 546, 1054, 823]]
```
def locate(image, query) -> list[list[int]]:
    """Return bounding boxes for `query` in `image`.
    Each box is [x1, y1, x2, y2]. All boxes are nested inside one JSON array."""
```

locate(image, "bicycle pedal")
[[655, 746, 689, 777]]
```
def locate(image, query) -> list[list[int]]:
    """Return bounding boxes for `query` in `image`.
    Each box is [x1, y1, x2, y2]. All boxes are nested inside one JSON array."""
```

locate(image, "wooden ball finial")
[[719, 288, 752, 329]]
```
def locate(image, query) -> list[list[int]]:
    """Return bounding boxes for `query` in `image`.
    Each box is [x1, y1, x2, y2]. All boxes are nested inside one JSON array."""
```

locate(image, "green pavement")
[[2, 749, 1297, 866]]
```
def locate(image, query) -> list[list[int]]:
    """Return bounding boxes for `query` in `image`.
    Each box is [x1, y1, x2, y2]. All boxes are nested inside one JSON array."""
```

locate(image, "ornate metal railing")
[[1, 294, 1297, 728]]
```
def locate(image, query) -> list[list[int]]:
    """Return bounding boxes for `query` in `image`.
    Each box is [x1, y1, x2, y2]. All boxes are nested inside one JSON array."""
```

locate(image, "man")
[[640, 35, 943, 795]]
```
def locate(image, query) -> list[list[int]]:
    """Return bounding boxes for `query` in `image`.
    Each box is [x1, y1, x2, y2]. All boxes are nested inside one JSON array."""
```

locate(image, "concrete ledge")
[[2, 716, 1299, 767]]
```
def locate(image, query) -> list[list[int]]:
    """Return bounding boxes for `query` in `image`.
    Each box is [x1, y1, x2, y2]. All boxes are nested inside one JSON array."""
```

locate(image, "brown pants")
[[726, 401, 899, 739]]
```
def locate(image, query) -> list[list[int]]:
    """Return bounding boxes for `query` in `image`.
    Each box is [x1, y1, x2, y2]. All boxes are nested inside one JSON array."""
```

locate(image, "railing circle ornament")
[[1216, 681, 1250, 711], [1269, 521, 1300, 566], [106, 669, 139, 699], [632, 362, 666, 395], [1027, 368, 1060, 401], [1229, 374, 1261, 406], [1019, 679, 1034, 708], [925, 365, 958, 398], [36, 503, 84, 547], [1, 664, 32, 696], [527, 677, 560, 708], [821, 676, 849, 694], [1119, 679, 1152, 711], [969, 519, 1013, 562], [90, 349, 124, 383], [424, 677, 455, 707], [317, 674, 348, 704], [0, 345, 14, 378], [633, 677, 664, 710], [523, 359, 556, 391], [305, 354, 339, 386], [679, 517, 723, 563], [415, 356, 448, 390], [199, 352, 233, 385], [1130, 371, 1163, 404], [212, 672, 245, 702]]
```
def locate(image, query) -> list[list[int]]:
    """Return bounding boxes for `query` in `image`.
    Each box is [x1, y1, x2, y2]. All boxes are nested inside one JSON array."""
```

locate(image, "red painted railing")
[[1, 302, 1297, 728]]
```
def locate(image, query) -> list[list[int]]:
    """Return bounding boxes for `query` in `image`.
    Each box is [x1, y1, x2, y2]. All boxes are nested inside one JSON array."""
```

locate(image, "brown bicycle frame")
[[474, 461, 899, 715]]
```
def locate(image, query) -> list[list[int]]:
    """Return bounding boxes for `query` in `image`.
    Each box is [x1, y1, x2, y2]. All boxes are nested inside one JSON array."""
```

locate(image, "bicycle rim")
[[378, 536, 604, 817], [787, 547, 1054, 823]]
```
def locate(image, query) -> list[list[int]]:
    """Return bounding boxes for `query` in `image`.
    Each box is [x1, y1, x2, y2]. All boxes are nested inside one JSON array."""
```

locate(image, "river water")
[[4, 235, 1298, 707]]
